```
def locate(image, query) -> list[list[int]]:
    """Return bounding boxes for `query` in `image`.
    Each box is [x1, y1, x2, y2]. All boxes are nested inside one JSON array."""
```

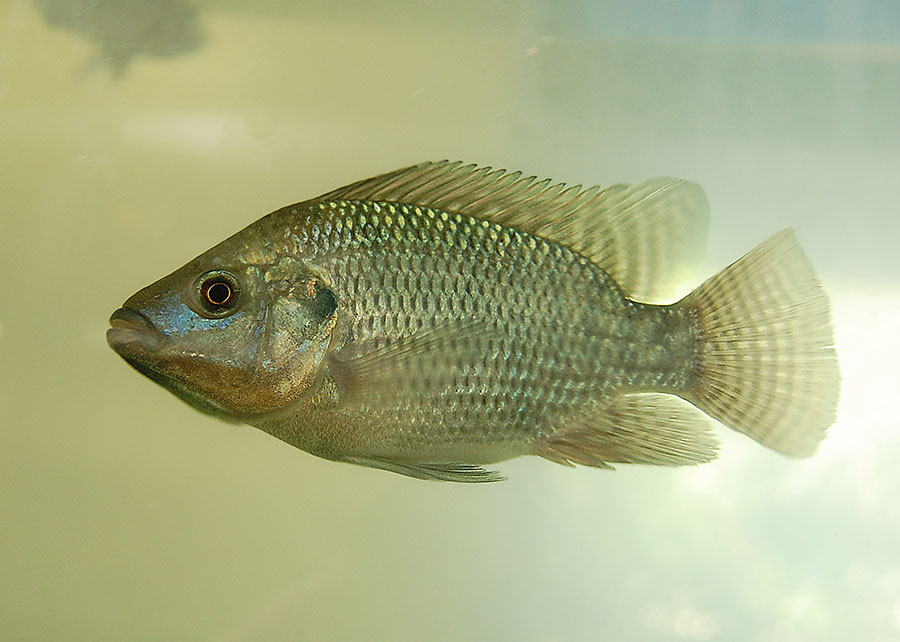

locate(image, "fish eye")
[[194, 270, 241, 318]]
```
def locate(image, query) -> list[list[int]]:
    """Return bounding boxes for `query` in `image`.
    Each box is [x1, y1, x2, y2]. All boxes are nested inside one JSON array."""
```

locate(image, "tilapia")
[[107, 161, 840, 482]]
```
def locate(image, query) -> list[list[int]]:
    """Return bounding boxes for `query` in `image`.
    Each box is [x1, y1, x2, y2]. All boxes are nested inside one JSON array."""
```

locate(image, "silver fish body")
[[108, 162, 840, 481]]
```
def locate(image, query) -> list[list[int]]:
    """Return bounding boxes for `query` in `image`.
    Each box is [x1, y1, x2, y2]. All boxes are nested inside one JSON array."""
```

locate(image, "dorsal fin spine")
[[314, 161, 709, 302]]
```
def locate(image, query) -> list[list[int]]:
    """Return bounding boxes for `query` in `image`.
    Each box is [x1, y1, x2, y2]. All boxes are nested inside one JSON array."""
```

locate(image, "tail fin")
[[678, 229, 840, 457]]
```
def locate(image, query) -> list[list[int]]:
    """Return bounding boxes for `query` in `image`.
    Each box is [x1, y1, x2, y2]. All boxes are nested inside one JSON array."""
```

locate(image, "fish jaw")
[[106, 306, 192, 404], [107, 306, 248, 422]]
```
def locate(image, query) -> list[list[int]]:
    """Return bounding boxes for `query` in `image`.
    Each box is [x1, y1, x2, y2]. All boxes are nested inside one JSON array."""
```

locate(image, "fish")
[[36, 0, 204, 77], [107, 161, 841, 482]]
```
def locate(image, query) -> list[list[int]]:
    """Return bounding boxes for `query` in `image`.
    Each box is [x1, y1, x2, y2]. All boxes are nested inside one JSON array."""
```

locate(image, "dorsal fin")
[[318, 161, 710, 302]]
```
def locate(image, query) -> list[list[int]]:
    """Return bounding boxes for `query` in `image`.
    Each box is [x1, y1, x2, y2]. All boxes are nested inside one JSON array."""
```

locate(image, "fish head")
[[107, 243, 338, 422]]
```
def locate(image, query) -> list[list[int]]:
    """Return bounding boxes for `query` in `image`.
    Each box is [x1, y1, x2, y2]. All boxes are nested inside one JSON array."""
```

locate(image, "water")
[[1, 1, 898, 640]]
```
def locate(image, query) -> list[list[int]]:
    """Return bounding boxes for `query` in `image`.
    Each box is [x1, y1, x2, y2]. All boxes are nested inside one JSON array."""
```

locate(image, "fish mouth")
[[107, 307, 194, 405], [107, 307, 165, 354]]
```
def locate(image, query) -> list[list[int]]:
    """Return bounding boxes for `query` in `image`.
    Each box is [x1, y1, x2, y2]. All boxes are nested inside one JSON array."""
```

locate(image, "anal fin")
[[537, 393, 719, 468]]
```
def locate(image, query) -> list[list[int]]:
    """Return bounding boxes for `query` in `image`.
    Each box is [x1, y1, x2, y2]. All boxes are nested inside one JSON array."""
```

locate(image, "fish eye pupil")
[[206, 282, 231, 306]]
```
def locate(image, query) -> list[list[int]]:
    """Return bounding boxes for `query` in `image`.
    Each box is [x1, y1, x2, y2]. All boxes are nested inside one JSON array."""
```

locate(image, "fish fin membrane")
[[537, 393, 720, 468], [678, 229, 841, 457], [345, 457, 506, 483], [317, 161, 709, 302], [328, 319, 499, 404]]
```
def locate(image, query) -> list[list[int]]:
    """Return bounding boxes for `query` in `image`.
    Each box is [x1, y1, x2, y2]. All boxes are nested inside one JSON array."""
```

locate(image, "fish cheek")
[[147, 312, 322, 420], [142, 311, 261, 417], [162, 284, 337, 418]]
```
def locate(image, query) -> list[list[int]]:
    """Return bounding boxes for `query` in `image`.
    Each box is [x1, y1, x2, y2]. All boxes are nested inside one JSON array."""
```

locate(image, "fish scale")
[[247, 198, 691, 460]]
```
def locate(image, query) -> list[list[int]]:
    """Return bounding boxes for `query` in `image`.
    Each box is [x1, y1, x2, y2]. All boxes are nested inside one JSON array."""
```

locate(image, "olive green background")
[[1, 1, 898, 640]]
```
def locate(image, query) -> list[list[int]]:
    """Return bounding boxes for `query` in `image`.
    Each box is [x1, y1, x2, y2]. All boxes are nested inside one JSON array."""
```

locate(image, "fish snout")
[[107, 307, 165, 353]]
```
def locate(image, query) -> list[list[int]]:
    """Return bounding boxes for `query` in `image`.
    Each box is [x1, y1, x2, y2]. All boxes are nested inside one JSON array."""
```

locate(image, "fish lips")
[[107, 306, 166, 356]]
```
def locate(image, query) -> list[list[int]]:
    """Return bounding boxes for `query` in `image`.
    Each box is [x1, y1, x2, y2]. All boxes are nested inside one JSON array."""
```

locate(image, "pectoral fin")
[[328, 320, 498, 403]]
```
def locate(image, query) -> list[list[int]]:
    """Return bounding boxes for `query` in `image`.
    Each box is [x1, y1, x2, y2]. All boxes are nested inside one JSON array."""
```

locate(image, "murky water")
[[1, 1, 898, 640]]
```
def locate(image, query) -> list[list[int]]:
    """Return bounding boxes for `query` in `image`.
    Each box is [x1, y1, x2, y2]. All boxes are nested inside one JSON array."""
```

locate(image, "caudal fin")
[[678, 229, 840, 457]]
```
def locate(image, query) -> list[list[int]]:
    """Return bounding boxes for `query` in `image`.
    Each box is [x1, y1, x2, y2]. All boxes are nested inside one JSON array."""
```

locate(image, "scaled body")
[[108, 162, 840, 481]]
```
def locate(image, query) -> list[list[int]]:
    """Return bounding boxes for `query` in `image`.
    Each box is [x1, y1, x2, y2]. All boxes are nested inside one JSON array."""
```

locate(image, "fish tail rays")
[[677, 229, 841, 457]]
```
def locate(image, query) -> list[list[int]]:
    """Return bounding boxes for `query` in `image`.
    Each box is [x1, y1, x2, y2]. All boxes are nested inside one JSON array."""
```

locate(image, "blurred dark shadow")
[[36, 0, 204, 77]]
